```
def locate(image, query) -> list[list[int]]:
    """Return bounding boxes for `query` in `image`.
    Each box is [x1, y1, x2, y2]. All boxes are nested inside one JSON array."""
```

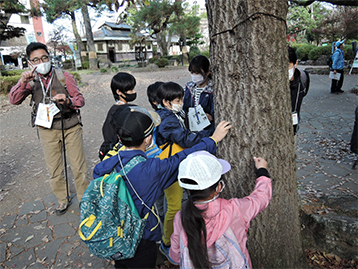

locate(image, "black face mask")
[[123, 92, 137, 102]]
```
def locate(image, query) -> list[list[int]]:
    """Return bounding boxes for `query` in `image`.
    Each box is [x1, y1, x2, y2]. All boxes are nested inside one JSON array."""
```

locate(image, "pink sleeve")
[[232, 176, 272, 226], [9, 79, 33, 105], [63, 72, 85, 109], [169, 211, 182, 263]]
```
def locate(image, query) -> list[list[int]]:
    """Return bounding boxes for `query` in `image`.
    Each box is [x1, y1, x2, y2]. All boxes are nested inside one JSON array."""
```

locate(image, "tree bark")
[[81, 3, 98, 70], [206, 0, 307, 268], [69, 11, 85, 62]]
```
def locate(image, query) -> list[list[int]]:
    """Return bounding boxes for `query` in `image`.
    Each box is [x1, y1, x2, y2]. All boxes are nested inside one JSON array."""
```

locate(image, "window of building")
[[147, 44, 151, 50], [117, 42, 122, 51], [97, 43, 103, 51], [20, 15, 30, 24], [37, 32, 42, 37]]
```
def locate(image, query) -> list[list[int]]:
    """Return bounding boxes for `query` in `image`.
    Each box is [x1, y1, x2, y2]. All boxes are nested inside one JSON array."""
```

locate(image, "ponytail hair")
[[181, 179, 219, 269]]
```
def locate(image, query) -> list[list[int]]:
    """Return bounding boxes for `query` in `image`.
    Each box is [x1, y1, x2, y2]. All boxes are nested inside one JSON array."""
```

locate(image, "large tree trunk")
[[69, 11, 85, 62], [157, 33, 169, 56], [206, 0, 307, 268], [81, 4, 97, 70]]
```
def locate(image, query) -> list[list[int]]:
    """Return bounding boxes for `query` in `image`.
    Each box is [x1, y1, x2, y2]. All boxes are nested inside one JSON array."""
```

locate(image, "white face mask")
[[35, 61, 52, 75], [191, 74, 206, 85], [194, 181, 226, 204], [170, 102, 183, 113], [289, 67, 294, 80], [145, 137, 154, 150]]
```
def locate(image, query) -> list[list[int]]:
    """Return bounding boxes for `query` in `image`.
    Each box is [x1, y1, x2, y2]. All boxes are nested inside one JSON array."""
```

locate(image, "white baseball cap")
[[178, 151, 231, 190]]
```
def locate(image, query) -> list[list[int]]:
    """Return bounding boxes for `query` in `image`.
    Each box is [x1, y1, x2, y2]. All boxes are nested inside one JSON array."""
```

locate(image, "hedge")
[[1, 70, 24, 76], [155, 58, 169, 68], [296, 44, 316, 61], [0, 75, 21, 94], [189, 46, 201, 61], [291, 43, 306, 51], [0, 70, 81, 95], [308, 46, 331, 61]]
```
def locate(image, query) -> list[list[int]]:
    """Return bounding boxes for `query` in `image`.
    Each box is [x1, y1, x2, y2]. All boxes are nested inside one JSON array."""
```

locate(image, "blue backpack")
[[79, 155, 148, 260]]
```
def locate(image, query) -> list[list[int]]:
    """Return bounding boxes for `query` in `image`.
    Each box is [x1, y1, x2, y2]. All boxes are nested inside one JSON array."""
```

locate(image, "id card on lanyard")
[[34, 73, 60, 128], [186, 85, 210, 132]]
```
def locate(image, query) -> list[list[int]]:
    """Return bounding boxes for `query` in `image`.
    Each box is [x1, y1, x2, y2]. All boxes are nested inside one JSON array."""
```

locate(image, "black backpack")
[[299, 69, 310, 97]]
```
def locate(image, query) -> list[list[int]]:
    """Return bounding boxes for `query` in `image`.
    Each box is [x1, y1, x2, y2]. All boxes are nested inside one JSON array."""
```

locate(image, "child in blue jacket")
[[155, 82, 215, 263], [93, 107, 231, 268]]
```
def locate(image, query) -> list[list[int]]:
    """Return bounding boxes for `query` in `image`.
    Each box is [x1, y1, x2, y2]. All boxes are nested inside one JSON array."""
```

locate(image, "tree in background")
[[287, 2, 329, 44], [41, 0, 86, 62], [47, 26, 66, 56], [0, 0, 26, 44], [291, 0, 357, 6], [46, 26, 73, 60], [170, 4, 202, 47], [125, 0, 183, 56], [57, 44, 73, 60], [313, 6, 358, 42]]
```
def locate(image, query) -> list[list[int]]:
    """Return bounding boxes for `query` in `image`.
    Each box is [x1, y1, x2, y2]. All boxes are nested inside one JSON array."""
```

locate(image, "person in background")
[[288, 47, 306, 136], [170, 152, 272, 268], [98, 72, 137, 160], [183, 55, 215, 133], [9, 42, 89, 215], [330, 40, 345, 94]]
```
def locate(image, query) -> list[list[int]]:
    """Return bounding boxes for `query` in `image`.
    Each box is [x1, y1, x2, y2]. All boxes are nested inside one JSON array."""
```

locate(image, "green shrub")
[[148, 57, 156, 64], [155, 58, 169, 68], [100, 68, 108, 73], [344, 44, 354, 61], [189, 46, 201, 61], [201, 50, 210, 59], [82, 61, 89, 69], [63, 59, 72, 64], [291, 43, 306, 51], [68, 71, 81, 84], [296, 44, 316, 61], [308, 46, 331, 61], [1, 69, 24, 76], [0, 75, 21, 94], [172, 55, 181, 63], [110, 66, 119, 72]]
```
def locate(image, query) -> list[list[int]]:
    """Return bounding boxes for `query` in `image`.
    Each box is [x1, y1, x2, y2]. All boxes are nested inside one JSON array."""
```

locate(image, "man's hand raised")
[[21, 66, 37, 84]]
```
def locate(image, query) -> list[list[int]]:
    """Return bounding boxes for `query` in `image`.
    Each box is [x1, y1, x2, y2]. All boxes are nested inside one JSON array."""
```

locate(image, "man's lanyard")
[[38, 72, 54, 103]]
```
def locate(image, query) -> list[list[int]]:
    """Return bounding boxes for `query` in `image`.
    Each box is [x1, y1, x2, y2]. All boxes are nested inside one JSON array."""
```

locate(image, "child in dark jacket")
[[156, 82, 214, 263], [93, 108, 232, 268], [98, 72, 137, 160]]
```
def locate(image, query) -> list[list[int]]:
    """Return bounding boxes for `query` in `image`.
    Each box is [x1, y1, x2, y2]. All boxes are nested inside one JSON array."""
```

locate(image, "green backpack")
[[79, 155, 148, 260]]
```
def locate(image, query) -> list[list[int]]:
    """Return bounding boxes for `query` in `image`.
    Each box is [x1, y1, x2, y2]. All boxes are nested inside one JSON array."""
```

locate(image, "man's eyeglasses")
[[30, 55, 49, 64]]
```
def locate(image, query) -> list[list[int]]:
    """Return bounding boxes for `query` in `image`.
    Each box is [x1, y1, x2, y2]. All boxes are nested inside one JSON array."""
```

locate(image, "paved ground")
[[0, 66, 357, 268]]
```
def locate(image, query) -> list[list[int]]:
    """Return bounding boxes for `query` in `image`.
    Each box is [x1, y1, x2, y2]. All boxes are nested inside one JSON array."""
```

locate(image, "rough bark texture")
[[81, 4, 98, 70], [206, 0, 307, 268], [70, 11, 84, 53]]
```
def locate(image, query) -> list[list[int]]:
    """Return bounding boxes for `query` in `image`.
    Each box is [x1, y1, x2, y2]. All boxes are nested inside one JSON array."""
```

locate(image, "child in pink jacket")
[[169, 151, 272, 269]]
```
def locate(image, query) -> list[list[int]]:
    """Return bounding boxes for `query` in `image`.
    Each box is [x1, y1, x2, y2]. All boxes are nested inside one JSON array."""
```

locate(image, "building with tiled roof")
[[81, 22, 154, 64]]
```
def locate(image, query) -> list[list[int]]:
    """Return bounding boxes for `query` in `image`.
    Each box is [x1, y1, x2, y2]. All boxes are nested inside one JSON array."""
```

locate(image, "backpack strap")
[[54, 67, 67, 89], [117, 154, 161, 229]]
